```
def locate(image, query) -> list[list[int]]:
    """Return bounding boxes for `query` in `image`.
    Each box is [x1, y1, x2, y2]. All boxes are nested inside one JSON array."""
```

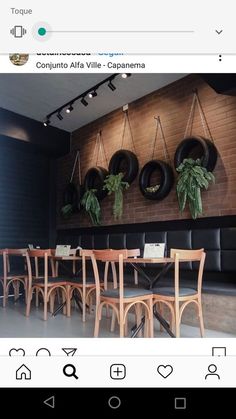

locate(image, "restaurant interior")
[[0, 72, 236, 338]]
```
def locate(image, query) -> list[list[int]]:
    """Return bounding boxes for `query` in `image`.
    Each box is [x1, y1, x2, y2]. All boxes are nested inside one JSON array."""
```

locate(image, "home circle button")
[[108, 396, 121, 409]]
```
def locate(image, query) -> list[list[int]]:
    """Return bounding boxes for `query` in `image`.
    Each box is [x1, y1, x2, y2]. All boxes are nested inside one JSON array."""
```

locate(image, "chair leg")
[[198, 300, 205, 337], [111, 310, 116, 332], [35, 289, 39, 307], [119, 320, 124, 338], [82, 287, 86, 322], [124, 316, 129, 336], [49, 292, 55, 313], [148, 299, 154, 338], [174, 301, 180, 338], [136, 303, 142, 338], [94, 306, 101, 337], [26, 290, 32, 317], [170, 307, 175, 333], [66, 286, 71, 317], [3, 291, 7, 308], [43, 291, 48, 321]]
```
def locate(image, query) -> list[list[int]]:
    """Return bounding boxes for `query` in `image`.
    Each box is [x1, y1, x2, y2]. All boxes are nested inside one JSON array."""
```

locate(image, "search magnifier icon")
[[63, 364, 78, 379]]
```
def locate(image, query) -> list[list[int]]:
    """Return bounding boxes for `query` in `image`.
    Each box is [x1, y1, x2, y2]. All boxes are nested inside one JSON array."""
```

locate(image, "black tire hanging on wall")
[[108, 149, 139, 184], [174, 136, 217, 172], [63, 182, 84, 211], [83, 166, 109, 201], [139, 160, 174, 201]]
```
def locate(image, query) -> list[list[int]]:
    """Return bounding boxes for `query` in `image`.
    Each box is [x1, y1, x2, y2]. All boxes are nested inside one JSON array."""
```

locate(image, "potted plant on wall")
[[176, 158, 215, 219], [103, 172, 129, 220], [81, 189, 101, 226]]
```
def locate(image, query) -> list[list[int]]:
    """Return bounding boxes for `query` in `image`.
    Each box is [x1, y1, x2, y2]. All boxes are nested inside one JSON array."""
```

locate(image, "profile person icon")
[[205, 364, 220, 380]]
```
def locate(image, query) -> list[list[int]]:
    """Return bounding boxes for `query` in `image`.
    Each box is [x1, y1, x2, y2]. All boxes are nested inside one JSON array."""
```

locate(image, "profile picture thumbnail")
[[9, 53, 29, 66]]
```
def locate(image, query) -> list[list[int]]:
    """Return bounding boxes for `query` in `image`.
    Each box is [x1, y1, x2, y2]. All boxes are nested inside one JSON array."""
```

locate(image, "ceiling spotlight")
[[108, 80, 116, 91], [121, 73, 131, 79], [57, 112, 63, 120], [66, 104, 74, 114], [81, 97, 88, 107], [88, 90, 97, 99], [43, 119, 50, 127]]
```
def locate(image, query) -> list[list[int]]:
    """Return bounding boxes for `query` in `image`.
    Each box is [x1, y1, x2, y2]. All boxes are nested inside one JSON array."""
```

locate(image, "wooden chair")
[[152, 248, 206, 338], [84, 249, 153, 338], [103, 248, 140, 288], [24, 249, 69, 321], [2, 249, 28, 307], [66, 249, 99, 322]]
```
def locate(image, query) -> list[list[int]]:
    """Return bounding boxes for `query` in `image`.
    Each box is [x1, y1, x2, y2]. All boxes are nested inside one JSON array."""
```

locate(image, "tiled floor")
[[0, 300, 235, 338]]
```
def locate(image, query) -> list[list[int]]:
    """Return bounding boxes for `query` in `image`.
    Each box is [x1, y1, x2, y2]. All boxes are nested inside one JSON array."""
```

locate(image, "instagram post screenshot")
[[0, 0, 236, 414]]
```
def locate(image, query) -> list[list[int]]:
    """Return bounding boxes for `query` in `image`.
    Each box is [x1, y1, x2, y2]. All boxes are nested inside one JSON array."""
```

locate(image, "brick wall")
[[56, 74, 236, 229]]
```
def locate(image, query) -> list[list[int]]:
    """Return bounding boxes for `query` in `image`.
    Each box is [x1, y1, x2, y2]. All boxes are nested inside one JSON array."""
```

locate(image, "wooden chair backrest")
[[3, 248, 28, 276], [170, 248, 204, 260], [93, 249, 128, 262], [4, 248, 28, 256], [127, 249, 140, 257], [24, 249, 53, 290], [170, 248, 206, 296]]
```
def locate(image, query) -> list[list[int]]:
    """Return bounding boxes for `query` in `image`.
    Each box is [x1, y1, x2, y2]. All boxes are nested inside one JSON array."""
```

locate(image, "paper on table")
[[55, 245, 71, 257], [143, 243, 165, 258]]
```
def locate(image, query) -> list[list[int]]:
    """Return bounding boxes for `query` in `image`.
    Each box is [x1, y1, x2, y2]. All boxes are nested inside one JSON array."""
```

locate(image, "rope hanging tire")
[[84, 166, 109, 201], [139, 116, 174, 201], [63, 182, 83, 211], [108, 110, 139, 184], [174, 90, 218, 172], [139, 160, 174, 200], [108, 149, 139, 184], [61, 151, 83, 217], [174, 136, 217, 172], [83, 131, 109, 201]]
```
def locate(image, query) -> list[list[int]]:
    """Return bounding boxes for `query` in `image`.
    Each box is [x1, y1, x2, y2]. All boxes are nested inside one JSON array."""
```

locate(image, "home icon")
[[16, 364, 31, 380]]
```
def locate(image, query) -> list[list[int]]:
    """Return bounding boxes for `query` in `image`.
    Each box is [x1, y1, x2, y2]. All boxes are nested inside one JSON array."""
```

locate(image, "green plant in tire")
[[176, 158, 215, 219], [61, 203, 74, 219], [81, 189, 101, 226], [103, 173, 129, 220]]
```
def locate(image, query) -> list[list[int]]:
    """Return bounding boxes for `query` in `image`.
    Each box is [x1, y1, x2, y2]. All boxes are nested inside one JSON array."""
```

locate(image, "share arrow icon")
[[62, 348, 77, 356]]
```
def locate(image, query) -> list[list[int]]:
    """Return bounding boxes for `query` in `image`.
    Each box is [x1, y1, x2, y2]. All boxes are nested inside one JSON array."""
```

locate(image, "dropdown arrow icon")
[[215, 29, 223, 34]]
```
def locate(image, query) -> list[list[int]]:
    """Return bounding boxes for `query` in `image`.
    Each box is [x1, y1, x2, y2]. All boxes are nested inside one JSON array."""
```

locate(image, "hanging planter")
[[83, 131, 109, 202], [174, 90, 218, 172], [61, 151, 84, 218], [139, 116, 174, 201], [103, 173, 129, 220], [176, 158, 215, 219], [108, 110, 139, 184], [81, 189, 101, 226]]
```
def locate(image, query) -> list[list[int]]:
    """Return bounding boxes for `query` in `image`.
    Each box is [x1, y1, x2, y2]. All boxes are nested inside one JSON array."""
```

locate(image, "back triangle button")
[[43, 396, 55, 409]]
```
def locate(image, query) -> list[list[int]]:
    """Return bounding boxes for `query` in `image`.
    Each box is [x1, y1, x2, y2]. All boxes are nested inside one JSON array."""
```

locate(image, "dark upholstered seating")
[[56, 216, 236, 297]]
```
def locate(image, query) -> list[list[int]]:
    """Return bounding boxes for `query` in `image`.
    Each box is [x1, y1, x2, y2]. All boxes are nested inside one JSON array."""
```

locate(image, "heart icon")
[[157, 365, 173, 378], [9, 348, 26, 356]]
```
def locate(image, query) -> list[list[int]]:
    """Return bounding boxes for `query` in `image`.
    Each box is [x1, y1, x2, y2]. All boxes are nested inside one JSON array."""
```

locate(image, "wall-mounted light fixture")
[[43, 73, 132, 126]]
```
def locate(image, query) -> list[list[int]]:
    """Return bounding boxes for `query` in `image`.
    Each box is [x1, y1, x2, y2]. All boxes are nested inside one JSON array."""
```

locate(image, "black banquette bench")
[[57, 216, 236, 296]]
